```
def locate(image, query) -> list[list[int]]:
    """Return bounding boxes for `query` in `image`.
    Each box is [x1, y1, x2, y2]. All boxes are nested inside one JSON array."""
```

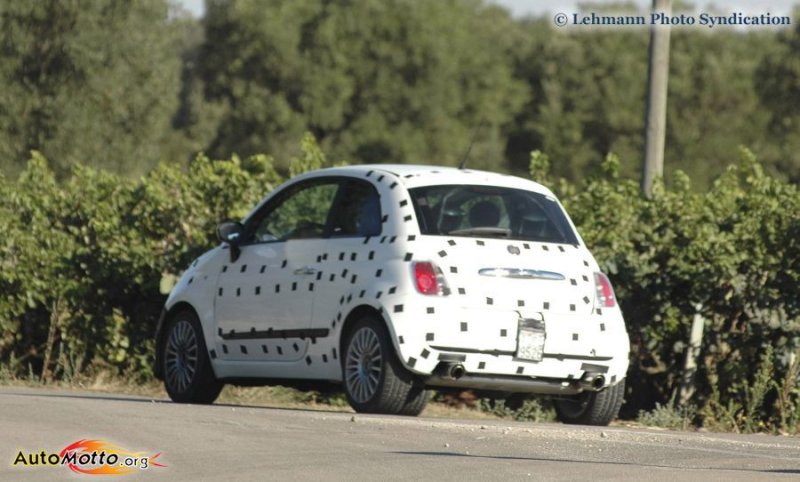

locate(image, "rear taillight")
[[594, 272, 616, 307], [413, 262, 450, 296]]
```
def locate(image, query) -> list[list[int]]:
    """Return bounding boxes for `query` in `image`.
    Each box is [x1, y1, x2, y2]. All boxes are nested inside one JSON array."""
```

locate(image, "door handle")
[[293, 267, 317, 276]]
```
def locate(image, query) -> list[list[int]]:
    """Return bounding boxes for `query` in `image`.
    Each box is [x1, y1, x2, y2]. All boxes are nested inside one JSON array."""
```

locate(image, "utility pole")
[[641, 0, 672, 198]]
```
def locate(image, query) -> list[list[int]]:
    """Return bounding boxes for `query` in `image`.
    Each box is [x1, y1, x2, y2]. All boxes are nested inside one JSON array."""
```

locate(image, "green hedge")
[[1, 137, 798, 430], [538, 148, 800, 428]]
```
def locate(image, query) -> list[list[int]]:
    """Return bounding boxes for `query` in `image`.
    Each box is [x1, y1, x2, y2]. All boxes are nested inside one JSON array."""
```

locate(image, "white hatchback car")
[[155, 165, 630, 425]]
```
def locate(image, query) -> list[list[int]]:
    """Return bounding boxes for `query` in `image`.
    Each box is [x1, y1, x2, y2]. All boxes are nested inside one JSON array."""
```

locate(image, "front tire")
[[555, 379, 625, 426], [162, 310, 223, 404], [342, 316, 429, 415]]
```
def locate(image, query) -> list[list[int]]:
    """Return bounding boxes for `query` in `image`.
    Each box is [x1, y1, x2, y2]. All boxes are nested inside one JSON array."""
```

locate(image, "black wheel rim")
[[345, 327, 383, 404], [165, 320, 199, 394]]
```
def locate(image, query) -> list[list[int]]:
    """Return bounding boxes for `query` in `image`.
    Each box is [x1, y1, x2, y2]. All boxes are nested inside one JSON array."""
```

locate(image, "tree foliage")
[[0, 0, 183, 176], [197, 0, 527, 171], [755, 9, 800, 182], [0, 1, 798, 187]]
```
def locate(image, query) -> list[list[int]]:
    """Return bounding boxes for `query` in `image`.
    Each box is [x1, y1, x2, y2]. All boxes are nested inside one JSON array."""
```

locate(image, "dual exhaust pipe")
[[432, 363, 605, 391]]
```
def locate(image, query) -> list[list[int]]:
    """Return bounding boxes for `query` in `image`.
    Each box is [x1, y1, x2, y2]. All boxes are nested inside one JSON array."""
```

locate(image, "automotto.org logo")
[[12, 439, 165, 475]]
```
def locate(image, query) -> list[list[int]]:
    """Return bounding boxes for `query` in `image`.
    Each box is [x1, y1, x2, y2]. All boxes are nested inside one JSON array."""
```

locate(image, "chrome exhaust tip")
[[578, 372, 606, 391], [433, 362, 466, 380], [449, 364, 466, 380]]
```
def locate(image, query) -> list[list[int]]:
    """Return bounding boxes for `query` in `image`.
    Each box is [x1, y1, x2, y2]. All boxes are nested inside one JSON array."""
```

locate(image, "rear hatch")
[[426, 236, 603, 358], [437, 238, 595, 316], [408, 183, 606, 358]]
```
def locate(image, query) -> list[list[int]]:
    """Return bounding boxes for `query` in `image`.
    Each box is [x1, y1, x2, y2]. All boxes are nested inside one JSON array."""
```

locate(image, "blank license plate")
[[517, 319, 546, 362]]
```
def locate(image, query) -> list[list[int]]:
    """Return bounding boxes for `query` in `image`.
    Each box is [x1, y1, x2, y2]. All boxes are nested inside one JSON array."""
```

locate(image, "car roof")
[[306, 164, 555, 197]]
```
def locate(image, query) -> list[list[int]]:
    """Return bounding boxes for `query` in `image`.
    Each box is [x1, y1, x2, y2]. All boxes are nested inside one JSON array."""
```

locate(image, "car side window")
[[328, 180, 382, 237], [250, 181, 339, 243]]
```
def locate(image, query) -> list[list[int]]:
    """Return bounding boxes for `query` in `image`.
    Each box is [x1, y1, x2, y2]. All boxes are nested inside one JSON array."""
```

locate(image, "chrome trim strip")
[[478, 268, 565, 280]]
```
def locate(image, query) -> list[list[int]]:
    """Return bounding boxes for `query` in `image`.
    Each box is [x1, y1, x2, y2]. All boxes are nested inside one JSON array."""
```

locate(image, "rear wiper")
[[446, 227, 511, 238]]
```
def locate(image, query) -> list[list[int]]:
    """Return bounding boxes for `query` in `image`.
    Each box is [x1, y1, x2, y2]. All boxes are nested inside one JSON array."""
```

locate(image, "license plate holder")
[[516, 318, 546, 362]]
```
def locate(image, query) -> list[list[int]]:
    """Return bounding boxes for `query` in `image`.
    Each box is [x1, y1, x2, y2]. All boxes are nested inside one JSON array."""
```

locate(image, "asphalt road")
[[1, 387, 799, 481]]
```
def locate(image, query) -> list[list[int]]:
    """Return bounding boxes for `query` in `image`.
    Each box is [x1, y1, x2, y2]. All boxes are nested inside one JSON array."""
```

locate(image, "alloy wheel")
[[164, 320, 199, 394], [345, 327, 383, 403]]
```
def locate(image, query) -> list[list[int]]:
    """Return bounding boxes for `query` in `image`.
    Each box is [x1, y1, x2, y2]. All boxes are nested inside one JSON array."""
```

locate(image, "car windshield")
[[409, 184, 579, 245]]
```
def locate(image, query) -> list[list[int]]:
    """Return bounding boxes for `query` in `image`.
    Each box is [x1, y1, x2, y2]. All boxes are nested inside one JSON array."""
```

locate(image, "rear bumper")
[[418, 348, 628, 395], [428, 373, 584, 395], [383, 297, 631, 388]]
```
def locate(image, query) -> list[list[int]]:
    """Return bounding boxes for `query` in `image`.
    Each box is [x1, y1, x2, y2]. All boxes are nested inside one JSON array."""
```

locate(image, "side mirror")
[[217, 221, 244, 262], [217, 220, 244, 245]]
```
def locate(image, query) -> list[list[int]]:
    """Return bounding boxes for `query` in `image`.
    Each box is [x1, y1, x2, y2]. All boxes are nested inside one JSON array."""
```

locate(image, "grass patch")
[[637, 401, 697, 431]]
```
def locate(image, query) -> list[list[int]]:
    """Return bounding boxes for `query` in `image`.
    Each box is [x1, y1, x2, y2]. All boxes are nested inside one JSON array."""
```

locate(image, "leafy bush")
[[0, 136, 321, 381], [1, 137, 798, 432], [478, 397, 556, 423], [637, 401, 697, 431], [543, 148, 800, 432]]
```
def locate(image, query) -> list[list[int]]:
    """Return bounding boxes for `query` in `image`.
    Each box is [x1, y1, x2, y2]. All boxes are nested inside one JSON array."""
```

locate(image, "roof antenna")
[[458, 120, 486, 170]]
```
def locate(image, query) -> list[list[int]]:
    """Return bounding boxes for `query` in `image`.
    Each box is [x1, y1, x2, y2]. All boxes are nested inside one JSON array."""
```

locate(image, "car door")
[[214, 178, 340, 361], [310, 179, 383, 332]]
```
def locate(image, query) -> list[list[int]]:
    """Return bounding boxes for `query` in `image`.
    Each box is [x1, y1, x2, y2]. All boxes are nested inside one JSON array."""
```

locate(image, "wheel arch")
[[339, 304, 407, 367], [337, 303, 429, 415]]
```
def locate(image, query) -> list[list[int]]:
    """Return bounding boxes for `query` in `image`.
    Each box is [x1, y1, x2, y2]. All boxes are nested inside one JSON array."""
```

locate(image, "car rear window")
[[409, 185, 579, 245]]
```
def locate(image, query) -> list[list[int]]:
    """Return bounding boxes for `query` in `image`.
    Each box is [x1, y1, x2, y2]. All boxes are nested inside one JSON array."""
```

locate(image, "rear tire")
[[162, 310, 223, 404], [342, 316, 429, 415], [398, 385, 430, 416], [555, 379, 625, 426]]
